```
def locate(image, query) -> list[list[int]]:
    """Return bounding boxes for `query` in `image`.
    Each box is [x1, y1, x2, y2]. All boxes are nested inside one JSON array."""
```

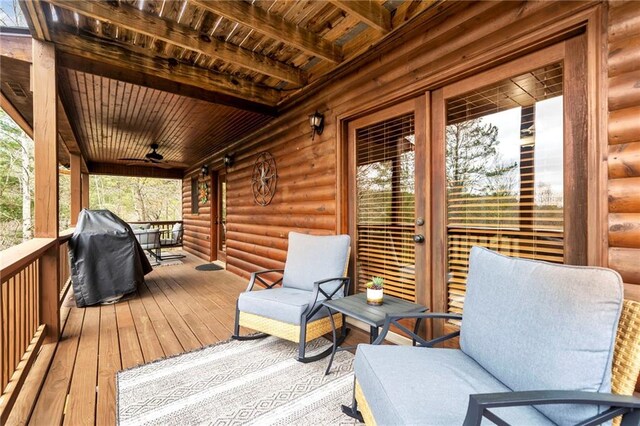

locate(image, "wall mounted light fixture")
[[309, 111, 324, 141], [201, 164, 209, 178], [223, 153, 235, 168]]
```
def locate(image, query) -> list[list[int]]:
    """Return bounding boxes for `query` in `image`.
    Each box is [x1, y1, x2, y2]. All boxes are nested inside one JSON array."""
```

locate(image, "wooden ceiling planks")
[[14, 0, 439, 174], [58, 69, 272, 170]]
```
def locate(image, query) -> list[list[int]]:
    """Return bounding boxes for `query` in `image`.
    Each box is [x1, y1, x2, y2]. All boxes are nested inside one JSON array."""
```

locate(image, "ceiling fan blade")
[[154, 162, 175, 169]]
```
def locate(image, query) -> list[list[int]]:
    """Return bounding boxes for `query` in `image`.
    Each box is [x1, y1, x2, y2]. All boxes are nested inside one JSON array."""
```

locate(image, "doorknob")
[[413, 234, 425, 243]]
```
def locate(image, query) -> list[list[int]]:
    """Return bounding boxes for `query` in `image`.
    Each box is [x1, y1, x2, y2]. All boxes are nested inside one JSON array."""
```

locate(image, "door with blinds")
[[347, 98, 428, 305], [432, 39, 588, 324]]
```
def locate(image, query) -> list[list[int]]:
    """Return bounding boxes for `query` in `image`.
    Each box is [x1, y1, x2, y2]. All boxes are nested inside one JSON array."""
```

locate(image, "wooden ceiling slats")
[[46, 0, 307, 85], [191, 0, 343, 63], [53, 28, 281, 109], [13, 0, 439, 173], [328, 0, 392, 33], [58, 69, 271, 169]]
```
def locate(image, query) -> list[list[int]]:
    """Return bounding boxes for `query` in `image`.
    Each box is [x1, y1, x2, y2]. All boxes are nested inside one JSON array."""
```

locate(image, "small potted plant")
[[366, 276, 384, 306]]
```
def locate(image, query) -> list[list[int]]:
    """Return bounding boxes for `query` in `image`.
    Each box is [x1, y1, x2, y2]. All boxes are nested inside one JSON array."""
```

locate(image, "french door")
[[431, 37, 589, 329], [347, 97, 430, 308]]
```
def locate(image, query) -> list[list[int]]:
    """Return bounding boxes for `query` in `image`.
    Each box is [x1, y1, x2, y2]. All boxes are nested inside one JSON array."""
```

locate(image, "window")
[[445, 63, 564, 320], [191, 177, 199, 214], [355, 112, 416, 300]]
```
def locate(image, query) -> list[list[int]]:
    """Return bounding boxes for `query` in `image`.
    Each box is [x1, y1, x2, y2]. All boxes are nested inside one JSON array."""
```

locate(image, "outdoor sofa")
[[349, 247, 640, 425]]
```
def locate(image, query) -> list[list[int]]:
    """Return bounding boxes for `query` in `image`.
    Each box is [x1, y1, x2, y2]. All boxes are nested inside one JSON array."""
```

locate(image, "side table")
[[322, 292, 428, 374]]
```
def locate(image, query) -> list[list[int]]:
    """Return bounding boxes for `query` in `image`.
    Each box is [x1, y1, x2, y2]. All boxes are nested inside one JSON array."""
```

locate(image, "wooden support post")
[[33, 39, 60, 342], [81, 172, 90, 209], [70, 153, 81, 226]]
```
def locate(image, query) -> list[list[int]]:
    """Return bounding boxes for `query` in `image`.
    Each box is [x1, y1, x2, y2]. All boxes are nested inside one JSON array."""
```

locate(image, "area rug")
[[145, 255, 184, 267], [116, 336, 358, 425]]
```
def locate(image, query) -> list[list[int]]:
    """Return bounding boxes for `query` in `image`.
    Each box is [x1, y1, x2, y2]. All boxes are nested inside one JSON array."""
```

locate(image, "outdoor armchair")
[[133, 228, 161, 261], [232, 232, 351, 362], [347, 247, 640, 425], [159, 222, 186, 260]]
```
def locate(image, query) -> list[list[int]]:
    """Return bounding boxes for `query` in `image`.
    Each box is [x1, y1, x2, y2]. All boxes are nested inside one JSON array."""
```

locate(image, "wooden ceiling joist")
[[51, 29, 280, 112], [19, 0, 50, 41], [45, 0, 307, 86], [191, 0, 343, 64], [328, 0, 392, 33]]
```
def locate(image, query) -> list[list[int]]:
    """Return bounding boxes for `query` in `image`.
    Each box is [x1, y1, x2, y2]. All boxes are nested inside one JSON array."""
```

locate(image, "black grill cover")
[[69, 209, 152, 307]]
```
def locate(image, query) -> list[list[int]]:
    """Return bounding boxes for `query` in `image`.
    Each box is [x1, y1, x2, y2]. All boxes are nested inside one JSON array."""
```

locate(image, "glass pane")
[[445, 63, 564, 320], [355, 113, 416, 301]]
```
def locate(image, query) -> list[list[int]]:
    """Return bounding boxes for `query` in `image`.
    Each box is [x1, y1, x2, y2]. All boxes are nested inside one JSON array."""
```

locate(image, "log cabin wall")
[[217, 0, 610, 279], [607, 0, 640, 302], [182, 167, 213, 261]]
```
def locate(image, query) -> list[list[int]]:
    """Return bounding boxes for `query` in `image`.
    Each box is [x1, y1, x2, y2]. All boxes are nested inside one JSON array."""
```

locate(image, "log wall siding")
[[607, 0, 640, 302], [182, 169, 212, 261]]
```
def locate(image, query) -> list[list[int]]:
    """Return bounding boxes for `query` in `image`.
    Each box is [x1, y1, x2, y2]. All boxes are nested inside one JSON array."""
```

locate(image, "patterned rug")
[[116, 336, 358, 425]]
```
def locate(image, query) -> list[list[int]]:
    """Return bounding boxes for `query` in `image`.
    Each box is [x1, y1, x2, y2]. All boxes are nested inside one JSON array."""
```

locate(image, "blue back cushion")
[[460, 247, 623, 425], [282, 232, 350, 292]]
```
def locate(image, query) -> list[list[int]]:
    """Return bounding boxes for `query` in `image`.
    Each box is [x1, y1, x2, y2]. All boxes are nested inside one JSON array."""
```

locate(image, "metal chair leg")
[[231, 307, 269, 341], [341, 377, 364, 422]]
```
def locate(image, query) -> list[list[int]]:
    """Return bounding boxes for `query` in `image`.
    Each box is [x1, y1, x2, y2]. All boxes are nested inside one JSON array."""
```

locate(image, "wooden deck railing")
[[0, 230, 73, 423]]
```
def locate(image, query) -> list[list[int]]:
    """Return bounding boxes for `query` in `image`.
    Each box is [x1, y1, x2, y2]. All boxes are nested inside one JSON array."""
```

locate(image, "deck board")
[[12, 252, 368, 425]]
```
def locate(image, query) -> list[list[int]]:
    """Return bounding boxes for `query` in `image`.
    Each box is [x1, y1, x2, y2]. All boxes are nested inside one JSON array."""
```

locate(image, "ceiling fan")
[[118, 144, 183, 169]]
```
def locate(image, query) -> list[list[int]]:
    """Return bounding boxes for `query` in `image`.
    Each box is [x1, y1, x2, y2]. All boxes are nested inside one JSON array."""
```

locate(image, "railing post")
[[82, 172, 90, 209], [70, 153, 82, 226], [39, 243, 60, 344], [33, 39, 60, 343]]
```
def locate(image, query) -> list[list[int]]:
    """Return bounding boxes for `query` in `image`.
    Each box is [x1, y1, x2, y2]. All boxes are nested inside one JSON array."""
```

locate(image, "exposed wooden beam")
[[87, 162, 184, 179], [51, 29, 279, 112], [0, 30, 33, 62], [32, 39, 61, 345], [46, 0, 306, 86], [19, 0, 51, 41], [191, 0, 343, 64], [33, 39, 59, 238], [328, 0, 392, 33], [0, 91, 33, 138], [81, 172, 89, 209]]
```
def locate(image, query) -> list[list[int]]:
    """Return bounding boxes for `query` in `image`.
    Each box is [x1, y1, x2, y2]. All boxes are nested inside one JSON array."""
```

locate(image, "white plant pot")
[[367, 288, 384, 305]]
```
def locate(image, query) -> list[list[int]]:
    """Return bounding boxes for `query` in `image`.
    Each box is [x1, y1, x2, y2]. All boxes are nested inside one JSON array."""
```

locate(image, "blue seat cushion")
[[282, 232, 350, 292], [461, 247, 623, 425], [355, 345, 554, 426], [237, 287, 330, 325]]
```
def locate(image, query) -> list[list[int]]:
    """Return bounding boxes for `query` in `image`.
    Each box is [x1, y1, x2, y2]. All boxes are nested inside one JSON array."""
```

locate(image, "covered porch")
[[1, 0, 640, 424]]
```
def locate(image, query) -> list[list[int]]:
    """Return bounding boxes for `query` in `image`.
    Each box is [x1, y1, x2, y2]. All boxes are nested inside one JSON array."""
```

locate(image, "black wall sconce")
[[201, 164, 209, 178], [223, 153, 235, 168], [309, 111, 324, 141]]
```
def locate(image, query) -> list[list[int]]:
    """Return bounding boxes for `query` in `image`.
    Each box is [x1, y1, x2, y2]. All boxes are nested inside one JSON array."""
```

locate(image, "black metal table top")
[[322, 293, 427, 327]]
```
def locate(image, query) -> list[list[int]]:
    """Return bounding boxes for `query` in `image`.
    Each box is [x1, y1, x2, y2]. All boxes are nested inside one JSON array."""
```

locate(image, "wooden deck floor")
[[9, 252, 367, 425]]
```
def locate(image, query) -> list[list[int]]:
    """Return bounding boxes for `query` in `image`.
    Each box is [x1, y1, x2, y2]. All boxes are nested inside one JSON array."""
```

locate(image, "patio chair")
[[232, 232, 351, 362], [133, 228, 161, 263], [347, 247, 640, 425], [159, 222, 186, 260]]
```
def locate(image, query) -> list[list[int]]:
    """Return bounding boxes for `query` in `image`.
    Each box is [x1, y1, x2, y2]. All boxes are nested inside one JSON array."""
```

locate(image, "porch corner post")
[[33, 39, 60, 343], [70, 153, 82, 226], [81, 172, 90, 209]]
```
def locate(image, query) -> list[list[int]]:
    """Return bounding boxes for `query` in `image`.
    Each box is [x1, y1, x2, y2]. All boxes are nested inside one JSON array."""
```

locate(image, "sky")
[[481, 96, 564, 197], [0, 0, 26, 27]]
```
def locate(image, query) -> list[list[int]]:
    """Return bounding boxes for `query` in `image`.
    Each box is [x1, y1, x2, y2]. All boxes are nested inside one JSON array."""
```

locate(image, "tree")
[[0, 108, 33, 249], [446, 119, 517, 196], [0, 0, 26, 27]]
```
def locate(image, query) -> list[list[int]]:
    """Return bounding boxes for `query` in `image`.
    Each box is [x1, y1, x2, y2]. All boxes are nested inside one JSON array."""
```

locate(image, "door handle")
[[413, 234, 425, 244]]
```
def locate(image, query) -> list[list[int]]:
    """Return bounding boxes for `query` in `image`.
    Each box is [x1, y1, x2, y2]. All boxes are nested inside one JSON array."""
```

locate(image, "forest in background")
[[0, 108, 182, 250]]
